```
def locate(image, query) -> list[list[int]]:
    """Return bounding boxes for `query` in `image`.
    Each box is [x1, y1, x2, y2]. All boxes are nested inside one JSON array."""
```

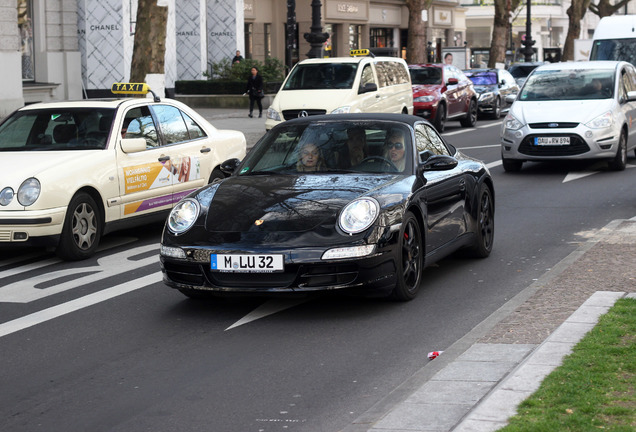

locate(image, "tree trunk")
[[562, 0, 591, 61], [590, 0, 631, 18], [130, 0, 168, 83], [488, 0, 522, 68], [405, 0, 428, 64]]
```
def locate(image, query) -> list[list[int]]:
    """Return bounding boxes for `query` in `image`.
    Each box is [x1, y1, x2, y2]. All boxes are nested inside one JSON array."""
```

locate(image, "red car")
[[409, 64, 478, 132]]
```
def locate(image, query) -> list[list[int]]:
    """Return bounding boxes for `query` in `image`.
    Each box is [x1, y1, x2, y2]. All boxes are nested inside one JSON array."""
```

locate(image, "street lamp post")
[[303, 0, 329, 59], [521, 0, 535, 62]]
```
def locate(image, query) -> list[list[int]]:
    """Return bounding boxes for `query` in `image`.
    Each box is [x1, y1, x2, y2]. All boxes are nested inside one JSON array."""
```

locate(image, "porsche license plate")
[[534, 137, 570, 146], [211, 254, 284, 272]]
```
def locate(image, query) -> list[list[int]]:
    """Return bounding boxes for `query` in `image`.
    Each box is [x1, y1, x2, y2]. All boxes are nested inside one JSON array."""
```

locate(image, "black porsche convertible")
[[160, 113, 494, 301]]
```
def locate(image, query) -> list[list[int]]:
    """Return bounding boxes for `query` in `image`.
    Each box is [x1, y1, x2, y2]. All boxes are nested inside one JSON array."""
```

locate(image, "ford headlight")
[[339, 198, 379, 234], [0, 187, 14, 206], [503, 113, 524, 131], [168, 198, 200, 234], [585, 111, 613, 129], [414, 95, 435, 103], [17, 178, 40, 206], [331, 106, 351, 114], [266, 107, 281, 121]]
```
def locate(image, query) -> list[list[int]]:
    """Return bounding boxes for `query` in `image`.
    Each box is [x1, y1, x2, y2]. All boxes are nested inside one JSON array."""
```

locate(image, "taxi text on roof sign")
[[350, 49, 370, 57], [111, 83, 150, 95]]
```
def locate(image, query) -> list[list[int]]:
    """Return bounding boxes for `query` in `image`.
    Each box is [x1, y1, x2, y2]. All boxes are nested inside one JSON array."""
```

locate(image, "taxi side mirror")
[[359, 82, 378, 94], [120, 138, 147, 153]]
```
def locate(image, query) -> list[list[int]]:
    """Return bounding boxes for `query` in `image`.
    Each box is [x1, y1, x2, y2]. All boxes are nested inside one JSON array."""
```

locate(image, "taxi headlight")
[[585, 111, 613, 129], [414, 95, 435, 103], [17, 178, 40, 206], [266, 107, 281, 121], [503, 113, 524, 131], [168, 198, 200, 234], [331, 106, 352, 114], [0, 187, 14, 206], [339, 198, 379, 234]]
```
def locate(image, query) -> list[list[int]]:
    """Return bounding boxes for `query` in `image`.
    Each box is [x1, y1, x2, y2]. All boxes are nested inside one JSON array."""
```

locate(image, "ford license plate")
[[535, 137, 570, 146], [211, 254, 284, 272]]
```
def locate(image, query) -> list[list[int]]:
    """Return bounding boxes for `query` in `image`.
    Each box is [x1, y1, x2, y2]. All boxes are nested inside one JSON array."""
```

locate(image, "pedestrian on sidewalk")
[[244, 66, 264, 118]]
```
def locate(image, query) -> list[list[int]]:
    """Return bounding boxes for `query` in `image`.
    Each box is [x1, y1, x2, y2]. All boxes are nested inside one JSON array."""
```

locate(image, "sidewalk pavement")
[[193, 107, 636, 432], [342, 217, 636, 432]]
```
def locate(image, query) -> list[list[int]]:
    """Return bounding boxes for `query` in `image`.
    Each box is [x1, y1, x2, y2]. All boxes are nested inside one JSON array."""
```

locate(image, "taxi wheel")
[[208, 168, 225, 183], [465, 184, 494, 258], [390, 212, 423, 301], [57, 192, 102, 261], [608, 132, 627, 171]]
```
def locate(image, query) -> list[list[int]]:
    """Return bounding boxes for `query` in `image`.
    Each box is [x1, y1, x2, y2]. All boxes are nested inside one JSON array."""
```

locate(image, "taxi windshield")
[[519, 69, 615, 101], [240, 121, 412, 175], [0, 108, 115, 151], [283, 63, 358, 90]]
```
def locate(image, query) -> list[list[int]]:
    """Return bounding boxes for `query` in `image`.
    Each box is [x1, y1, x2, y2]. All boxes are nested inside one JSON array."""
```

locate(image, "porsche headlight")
[[266, 107, 281, 121], [331, 106, 351, 114], [0, 187, 14, 206], [17, 178, 40, 206], [168, 198, 200, 234], [503, 113, 524, 131], [585, 111, 613, 129], [414, 95, 435, 103], [339, 198, 379, 234]]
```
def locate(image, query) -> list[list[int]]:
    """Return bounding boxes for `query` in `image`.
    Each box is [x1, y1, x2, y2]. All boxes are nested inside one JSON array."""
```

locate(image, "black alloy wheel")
[[391, 211, 423, 301], [466, 184, 494, 258], [460, 99, 478, 127], [434, 103, 446, 133]]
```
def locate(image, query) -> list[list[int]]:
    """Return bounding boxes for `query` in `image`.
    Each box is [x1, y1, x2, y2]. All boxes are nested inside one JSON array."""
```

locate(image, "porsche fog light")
[[160, 244, 187, 259], [168, 198, 200, 234], [17, 178, 40, 206], [322, 245, 376, 260], [339, 198, 379, 234], [0, 187, 14, 206]]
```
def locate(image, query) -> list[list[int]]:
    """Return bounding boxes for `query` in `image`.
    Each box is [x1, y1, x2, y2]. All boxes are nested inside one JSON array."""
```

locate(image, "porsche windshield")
[[518, 69, 615, 101], [282, 63, 358, 90], [240, 121, 413, 175], [0, 108, 115, 151]]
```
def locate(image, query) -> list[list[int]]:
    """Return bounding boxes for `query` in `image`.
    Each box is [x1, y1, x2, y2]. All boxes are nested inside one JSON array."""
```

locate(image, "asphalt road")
[[1, 113, 635, 432]]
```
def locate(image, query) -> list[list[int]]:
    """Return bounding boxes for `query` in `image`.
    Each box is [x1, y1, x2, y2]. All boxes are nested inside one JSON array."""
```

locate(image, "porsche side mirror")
[[220, 158, 241, 175], [418, 154, 458, 175]]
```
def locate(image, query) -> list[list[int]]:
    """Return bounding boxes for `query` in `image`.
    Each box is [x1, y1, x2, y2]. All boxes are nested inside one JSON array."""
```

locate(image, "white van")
[[589, 15, 636, 65], [265, 51, 413, 130]]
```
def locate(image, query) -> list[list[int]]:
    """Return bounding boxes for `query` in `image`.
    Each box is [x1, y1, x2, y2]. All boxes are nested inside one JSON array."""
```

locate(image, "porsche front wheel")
[[390, 212, 423, 301]]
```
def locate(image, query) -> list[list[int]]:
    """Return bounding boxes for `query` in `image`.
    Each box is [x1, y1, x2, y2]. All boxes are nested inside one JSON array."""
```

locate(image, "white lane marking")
[[0, 244, 158, 303], [460, 144, 501, 150], [444, 122, 501, 136], [563, 163, 635, 183], [0, 272, 161, 338], [486, 160, 503, 169], [226, 298, 310, 331], [0, 258, 60, 280]]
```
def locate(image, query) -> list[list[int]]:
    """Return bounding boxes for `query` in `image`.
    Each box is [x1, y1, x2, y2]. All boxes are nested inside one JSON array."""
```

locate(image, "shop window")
[[324, 24, 337, 58], [264, 23, 272, 57], [370, 28, 392, 48], [18, 0, 34, 81], [349, 25, 362, 50]]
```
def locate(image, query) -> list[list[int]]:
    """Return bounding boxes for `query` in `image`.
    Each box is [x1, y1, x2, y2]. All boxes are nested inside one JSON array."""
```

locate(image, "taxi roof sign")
[[111, 82, 160, 102], [350, 49, 374, 57], [111, 83, 150, 95]]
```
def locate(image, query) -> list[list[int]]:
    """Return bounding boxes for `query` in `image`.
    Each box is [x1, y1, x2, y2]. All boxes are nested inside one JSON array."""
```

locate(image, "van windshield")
[[283, 63, 358, 90], [590, 38, 636, 66]]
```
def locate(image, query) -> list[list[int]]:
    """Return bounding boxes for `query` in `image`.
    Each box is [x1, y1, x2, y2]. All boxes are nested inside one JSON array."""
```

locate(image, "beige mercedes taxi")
[[0, 83, 246, 260]]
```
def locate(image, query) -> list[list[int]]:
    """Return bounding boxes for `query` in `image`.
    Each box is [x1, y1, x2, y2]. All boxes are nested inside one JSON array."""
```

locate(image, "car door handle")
[[200, 147, 211, 153], [459, 179, 466, 191], [158, 155, 170, 162]]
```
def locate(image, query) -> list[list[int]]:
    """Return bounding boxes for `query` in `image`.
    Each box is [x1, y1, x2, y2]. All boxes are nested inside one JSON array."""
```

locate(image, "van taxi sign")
[[111, 83, 150, 95], [350, 49, 370, 57]]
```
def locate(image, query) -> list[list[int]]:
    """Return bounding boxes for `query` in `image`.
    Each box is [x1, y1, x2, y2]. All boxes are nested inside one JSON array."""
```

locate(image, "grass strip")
[[499, 297, 636, 432]]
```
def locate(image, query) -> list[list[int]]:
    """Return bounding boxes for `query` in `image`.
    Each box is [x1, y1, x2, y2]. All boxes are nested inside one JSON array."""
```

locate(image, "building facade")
[[2, 0, 630, 117]]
